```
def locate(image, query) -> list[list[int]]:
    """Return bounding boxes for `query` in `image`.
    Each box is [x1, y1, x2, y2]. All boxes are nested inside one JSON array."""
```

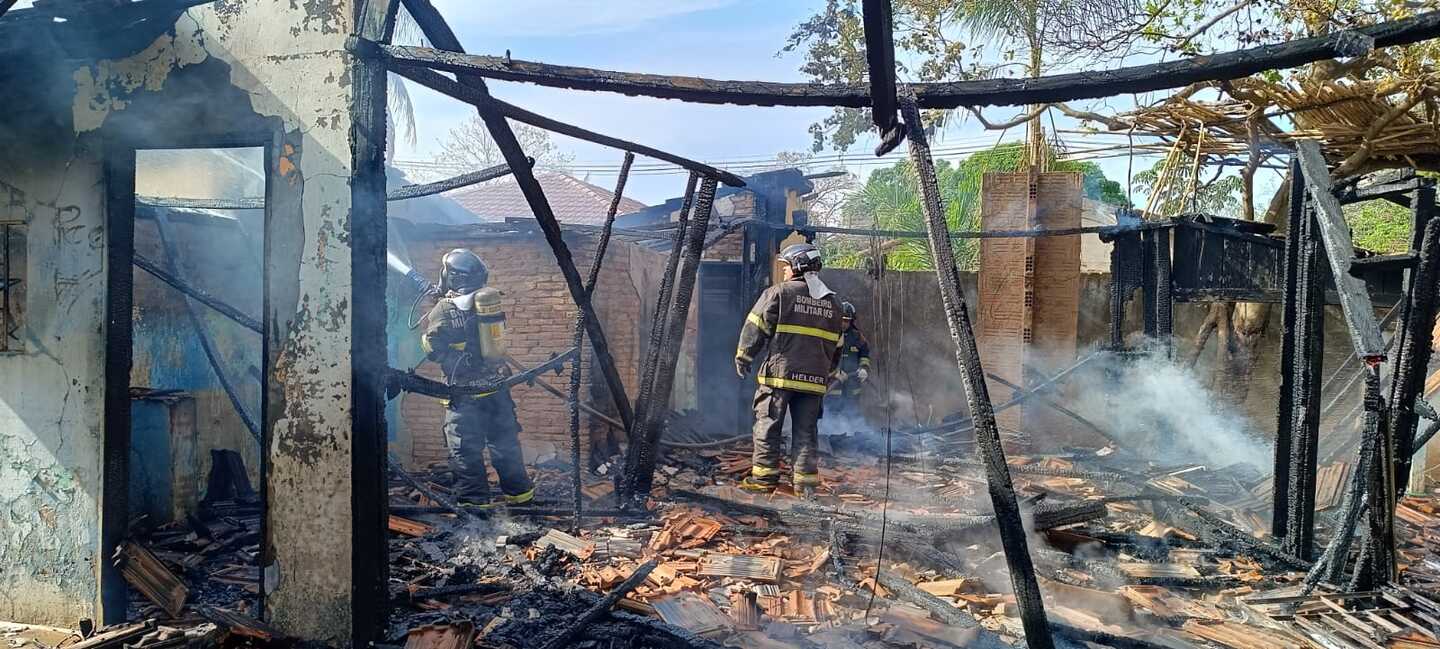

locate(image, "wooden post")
[[399, 0, 636, 430], [900, 98, 1054, 649]]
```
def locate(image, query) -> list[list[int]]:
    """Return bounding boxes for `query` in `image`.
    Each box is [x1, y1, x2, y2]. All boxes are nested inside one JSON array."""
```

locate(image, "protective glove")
[[735, 358, 751, 378], [856, 368, 870, 383]]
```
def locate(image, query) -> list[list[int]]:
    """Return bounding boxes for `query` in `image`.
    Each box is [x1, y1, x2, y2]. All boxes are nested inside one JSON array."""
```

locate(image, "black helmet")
[[778, 243, 823, 275], [841, 301, 856, 320], [440, 249, 489, 294]]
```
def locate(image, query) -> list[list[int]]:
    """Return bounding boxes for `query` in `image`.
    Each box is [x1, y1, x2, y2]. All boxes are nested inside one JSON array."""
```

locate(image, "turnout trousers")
[[750, 385, 823, 487], [442, 389, 534, 502]]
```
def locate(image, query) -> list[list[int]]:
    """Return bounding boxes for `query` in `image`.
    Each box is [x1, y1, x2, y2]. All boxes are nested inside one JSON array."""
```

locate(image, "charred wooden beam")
[[539, 560, 657, 649], [569, 153, 634, 530], [387, 62, 745, 188], [137, 161, 520, 210], [628, 175, 696, 475], [983, 372, 1120, 446], [621, 178, 719, 504], [132, 253, 263, 334], [388, 462, 484, 524], [1272, 159, 1306, 540], [385, 161, 520, 200], [862, 0, 903, 154], [1390, 190, 1439, 491], [395, 0, 637, 431], [149, 208, 260, 443], [1296, 141, 1386, 358], [377, 12, 1440, 108], [900, 98, 1053, 649], [1281, 187, 1326, 561]]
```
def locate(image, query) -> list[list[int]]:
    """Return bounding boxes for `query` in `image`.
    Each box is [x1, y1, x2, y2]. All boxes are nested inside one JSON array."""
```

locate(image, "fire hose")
[[385, 347, 577, 401]]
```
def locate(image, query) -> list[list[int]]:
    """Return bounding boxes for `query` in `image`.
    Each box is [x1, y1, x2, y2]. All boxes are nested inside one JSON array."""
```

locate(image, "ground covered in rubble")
[[35, 436, 1440, 649], [379, 436, 1440, 649]]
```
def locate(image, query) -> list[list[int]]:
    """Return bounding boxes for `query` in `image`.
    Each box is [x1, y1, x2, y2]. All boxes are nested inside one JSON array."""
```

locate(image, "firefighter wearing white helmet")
[[421, 249, 534, 506], [734, 242, 845, 497]]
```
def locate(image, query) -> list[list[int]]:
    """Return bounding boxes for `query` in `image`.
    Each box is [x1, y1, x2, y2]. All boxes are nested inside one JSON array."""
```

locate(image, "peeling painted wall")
[[0, 0, 363, 642], [0, 131, 107, 626]]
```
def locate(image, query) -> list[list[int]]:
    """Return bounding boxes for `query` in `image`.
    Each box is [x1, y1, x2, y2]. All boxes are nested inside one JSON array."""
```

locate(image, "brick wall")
[[399, 232, 643, 469]]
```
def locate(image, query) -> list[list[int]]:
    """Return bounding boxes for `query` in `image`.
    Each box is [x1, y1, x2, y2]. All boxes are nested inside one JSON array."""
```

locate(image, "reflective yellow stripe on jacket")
[[746, 312, 772, 335], [758, 375, 829, 395], [775, 324, 840, 342]]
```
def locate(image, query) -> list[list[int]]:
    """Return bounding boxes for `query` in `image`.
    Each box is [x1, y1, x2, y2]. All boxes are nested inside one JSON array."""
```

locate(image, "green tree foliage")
[[1130, 160, 1244, 217], [1347, 200, 1412, 254], [824, 144, 1128, 270]]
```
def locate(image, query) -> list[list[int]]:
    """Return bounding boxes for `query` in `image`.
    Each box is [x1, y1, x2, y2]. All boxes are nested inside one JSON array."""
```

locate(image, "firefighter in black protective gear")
[[734, 243, 845, 496], [421, 249, 535, 505], [827, 301, 871, 417]]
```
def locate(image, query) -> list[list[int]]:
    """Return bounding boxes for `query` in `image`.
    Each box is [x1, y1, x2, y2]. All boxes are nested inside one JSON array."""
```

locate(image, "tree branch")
[[966, 104, 1052, 130], [1174, 0, 1255, 50], [1334, 86, 1433, 177]]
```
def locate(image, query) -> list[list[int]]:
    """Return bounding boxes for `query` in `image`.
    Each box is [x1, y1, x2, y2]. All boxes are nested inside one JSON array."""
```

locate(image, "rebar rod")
[[900, 98, 1052, 649]]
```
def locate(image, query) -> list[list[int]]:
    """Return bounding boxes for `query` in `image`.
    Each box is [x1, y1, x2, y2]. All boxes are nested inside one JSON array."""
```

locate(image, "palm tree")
[[384, 9, 426, 161], [957, 0, 1050, 166]]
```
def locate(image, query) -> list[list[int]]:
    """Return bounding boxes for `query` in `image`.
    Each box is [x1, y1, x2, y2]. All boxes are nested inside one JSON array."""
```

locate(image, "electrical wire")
[[863, 212, 894, 619]]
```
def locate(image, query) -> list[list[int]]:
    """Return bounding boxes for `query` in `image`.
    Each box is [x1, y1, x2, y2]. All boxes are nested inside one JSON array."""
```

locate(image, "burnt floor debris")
[[6, 0, 1440, 648]]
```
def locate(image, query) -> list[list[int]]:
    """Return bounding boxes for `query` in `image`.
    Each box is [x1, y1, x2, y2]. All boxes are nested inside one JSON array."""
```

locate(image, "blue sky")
[[399, 1, 1278, 208]]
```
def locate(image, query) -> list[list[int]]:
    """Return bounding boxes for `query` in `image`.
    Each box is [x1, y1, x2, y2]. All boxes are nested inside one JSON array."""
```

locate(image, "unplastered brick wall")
[[400, 230, 643, 469]]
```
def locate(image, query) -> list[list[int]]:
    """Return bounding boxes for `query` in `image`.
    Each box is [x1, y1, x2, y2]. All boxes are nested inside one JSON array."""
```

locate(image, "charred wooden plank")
[[388, 63, 745, 188], [901, 98, 1053, 649], [376, 13, 1440, 108], [539, 560, 657, 649], [397, 0, 637, 431], [132, 252, 263, 334]]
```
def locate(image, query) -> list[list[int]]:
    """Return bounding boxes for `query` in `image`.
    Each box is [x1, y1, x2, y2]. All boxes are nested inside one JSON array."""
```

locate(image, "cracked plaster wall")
[[0, 0, 362, 642]]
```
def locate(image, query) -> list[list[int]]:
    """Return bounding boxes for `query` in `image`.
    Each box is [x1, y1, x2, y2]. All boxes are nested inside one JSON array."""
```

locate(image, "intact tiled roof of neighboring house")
[[445, 171, 647, 225]]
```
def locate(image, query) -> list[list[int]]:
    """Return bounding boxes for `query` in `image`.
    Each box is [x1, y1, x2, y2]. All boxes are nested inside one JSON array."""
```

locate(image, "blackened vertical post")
[[1272, 160, 1305, 539], [1140, 230, 1158, 338], [622, 178, 719, 504], [1391, 183, 1438, 491], [400, 0, 635, 431], [101, 145, 137, 624], [1283, 190, 1325, 560], [1108, 239, 1126, 349], [900, 99, 1053, 649], [351, 1, 399, 643], [1152, 226, 1173, 357], [569, 152, 634, 530]]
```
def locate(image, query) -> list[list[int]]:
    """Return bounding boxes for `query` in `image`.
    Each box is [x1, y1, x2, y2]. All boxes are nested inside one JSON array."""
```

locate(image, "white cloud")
[[435, 0, 740, 37]]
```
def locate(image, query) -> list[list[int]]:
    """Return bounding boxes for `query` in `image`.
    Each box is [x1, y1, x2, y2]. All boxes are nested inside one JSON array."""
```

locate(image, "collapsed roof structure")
[[3, 0, 1440, 647]]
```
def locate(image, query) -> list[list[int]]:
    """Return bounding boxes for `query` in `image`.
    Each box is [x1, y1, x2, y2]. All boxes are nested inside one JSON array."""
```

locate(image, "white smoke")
[[1069, 342, 1270, 470]]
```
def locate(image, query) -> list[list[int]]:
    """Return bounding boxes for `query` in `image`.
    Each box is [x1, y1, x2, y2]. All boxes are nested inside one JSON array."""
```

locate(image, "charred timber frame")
[[376, 12, 1440, 109], [395, 0, 639, 430], [861, 0, 904, 154], [623, 174, 696, 495], [568, 152, 635, 529], [384, 59, 745, 188], [1389, 182, 1439, 492], [353, 0, 400, 643], [1282, 171, 1326, 561], [901, 98, 1054, 649], [1271, 159, 1306, 541], [621, 178, 720, 504]]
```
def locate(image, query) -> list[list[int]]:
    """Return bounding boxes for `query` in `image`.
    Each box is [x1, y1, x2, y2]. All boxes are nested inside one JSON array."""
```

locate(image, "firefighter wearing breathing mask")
[[827, 301, 871, 416], [735, 243, 845, 497], [421, 249, 534, 506]]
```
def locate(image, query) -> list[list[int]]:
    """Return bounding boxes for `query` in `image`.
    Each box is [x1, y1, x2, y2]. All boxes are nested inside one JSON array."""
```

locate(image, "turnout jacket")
[[838, 326, 871, 376], [736, 279, 845, 395], [422, 290, 508, 391]]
